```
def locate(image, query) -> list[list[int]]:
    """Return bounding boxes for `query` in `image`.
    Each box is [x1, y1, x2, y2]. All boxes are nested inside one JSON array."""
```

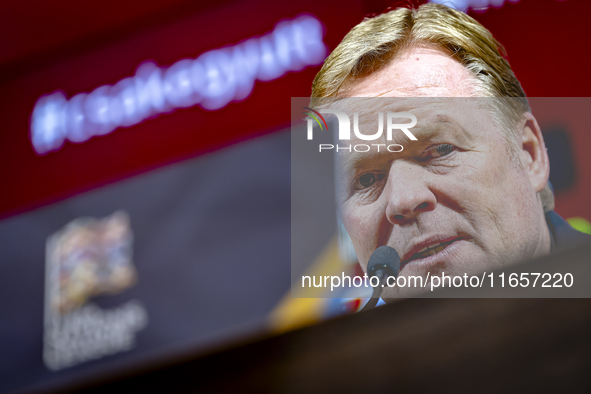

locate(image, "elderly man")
[[310, 3, 588, 296]]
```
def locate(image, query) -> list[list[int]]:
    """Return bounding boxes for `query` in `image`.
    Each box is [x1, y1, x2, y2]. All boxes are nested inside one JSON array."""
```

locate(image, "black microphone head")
[[367, 245, 400, 279]]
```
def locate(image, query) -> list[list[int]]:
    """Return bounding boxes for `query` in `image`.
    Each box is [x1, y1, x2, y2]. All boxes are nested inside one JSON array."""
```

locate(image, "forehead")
[[331, 96, 491, 146], [345, 46, 479, 98]]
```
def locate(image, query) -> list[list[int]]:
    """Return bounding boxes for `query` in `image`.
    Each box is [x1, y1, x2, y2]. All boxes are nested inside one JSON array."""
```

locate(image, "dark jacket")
[[545, 210, 590, 252]]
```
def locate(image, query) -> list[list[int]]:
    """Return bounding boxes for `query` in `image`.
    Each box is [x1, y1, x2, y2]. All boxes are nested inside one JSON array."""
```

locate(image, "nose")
[[385, 164, 436, 225]]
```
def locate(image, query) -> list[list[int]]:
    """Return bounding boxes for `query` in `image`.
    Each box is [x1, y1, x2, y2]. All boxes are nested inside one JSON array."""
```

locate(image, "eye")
[[356, 172, 386, 189], [423, 143, 456, 159]]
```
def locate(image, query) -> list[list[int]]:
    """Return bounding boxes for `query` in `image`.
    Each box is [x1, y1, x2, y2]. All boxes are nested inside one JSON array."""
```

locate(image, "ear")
[[519, 113, 550, 193]]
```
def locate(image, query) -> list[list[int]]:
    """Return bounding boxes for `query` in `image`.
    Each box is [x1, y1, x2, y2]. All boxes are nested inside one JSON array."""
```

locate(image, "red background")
[[0, 0, 589, 220]]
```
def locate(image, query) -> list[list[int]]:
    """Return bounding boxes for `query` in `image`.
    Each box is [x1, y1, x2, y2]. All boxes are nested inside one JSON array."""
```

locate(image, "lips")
[[401, 236, 463, 267]]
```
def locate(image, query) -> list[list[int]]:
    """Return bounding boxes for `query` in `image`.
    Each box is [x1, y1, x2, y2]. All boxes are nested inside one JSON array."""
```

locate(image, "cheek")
[[429, 154, 492, 215], [341, 202, 383, 263], [452, 148, 516, 206], [345, 209, 377, 243], [447, 146, 535, 243], [473, 149, 531, 212]]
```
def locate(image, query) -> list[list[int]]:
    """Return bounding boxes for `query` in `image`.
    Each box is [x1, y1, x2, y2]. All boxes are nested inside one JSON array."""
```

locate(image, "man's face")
[[337, 47, 550, 297]]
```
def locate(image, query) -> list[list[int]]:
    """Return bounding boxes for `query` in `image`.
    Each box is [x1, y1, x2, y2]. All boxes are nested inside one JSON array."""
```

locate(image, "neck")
[[536, 208, 553, 257]]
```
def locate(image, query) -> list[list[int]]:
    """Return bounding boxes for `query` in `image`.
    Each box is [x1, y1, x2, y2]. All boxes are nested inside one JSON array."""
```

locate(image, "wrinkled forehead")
[[343, 46, 481, 98], [329, 96, 463, 115]]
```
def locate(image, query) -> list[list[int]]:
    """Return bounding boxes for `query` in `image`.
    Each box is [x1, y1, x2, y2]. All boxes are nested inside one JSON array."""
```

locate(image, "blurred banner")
[[0, 0, 364, 220]]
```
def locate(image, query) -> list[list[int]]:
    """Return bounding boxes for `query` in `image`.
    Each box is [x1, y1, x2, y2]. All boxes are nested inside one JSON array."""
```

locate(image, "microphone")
[[360, 246, 400, 311]]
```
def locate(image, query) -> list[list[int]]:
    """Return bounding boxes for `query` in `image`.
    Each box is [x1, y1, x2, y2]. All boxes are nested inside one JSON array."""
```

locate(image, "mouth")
[[401, 236, 465, 270]]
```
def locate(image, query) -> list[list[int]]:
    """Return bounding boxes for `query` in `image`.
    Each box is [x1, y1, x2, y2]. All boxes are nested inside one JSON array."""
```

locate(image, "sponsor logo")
[[43, 211, 147, 370]]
